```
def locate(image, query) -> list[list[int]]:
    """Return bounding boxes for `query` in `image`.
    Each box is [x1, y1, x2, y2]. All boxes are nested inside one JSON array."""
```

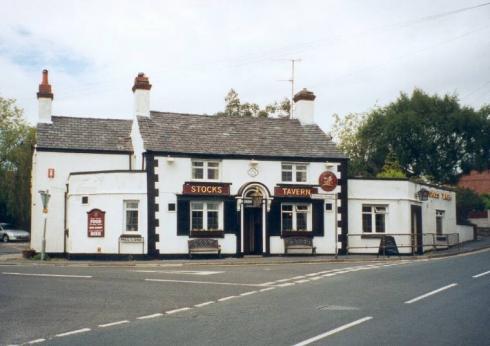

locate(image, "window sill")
[[190, 230, 225, 238], [281, 231, 313, 238]]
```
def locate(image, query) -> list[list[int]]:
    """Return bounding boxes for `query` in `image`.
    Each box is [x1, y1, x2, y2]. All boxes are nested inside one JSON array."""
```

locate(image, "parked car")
[[0, 223, 30, 242]]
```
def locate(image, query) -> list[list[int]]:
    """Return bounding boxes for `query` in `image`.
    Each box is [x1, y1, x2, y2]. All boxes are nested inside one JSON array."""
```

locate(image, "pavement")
[[1, 235, 490, 266], [0, 240, 489, 345]]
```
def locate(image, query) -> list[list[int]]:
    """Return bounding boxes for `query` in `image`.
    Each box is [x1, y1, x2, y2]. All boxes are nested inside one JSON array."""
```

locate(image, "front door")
[[244, 207, 262, 255], [411, 205, 423, 255]]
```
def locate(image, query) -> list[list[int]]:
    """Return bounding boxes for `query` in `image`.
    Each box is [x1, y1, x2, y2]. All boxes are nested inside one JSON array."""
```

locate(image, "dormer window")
[[192, 160, 220, 181], [281, 163, 307, 183]]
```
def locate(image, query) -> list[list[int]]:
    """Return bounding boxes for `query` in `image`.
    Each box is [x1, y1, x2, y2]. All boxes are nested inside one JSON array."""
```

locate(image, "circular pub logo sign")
[[319, 171, 338, 192]]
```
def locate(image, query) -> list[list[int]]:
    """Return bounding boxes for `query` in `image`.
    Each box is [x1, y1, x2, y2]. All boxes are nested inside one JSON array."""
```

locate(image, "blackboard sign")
[[378, 235, 400, 257]]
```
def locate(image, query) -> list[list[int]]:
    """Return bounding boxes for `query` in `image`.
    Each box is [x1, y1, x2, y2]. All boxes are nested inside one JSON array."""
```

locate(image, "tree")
[[455, 188, 485, 224], [0, 97, 35, 229], [333, 89, 490, 184], [376, 151, 407, 178], [216, 89, 290, 118]]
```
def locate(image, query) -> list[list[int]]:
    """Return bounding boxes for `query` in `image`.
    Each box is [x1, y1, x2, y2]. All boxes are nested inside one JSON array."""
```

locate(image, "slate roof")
[[138, 112, 346, 159], [36, 116, 133, 152]]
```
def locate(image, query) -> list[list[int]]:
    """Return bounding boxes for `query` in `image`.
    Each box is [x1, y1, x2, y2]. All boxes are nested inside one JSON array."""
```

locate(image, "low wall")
[[456, 224, 475, 243]]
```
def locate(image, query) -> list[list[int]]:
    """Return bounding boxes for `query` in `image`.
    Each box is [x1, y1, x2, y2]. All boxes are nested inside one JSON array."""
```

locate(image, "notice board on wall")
[[87, 209, 105, 237]]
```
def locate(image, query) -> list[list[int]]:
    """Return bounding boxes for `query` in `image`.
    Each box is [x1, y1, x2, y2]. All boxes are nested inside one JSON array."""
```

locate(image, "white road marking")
[[295, 279, 310, 283], [277, 282, 295, 287], [291, 275, 306, 279], [292, 316, 373, 346], [98, 320, 129, 328], [404, 283, 458, 304], [310, 277, 322, 281], [2, 272, 92, 279], [275, 278, 293, 283], [472, 270, 490, 278], [240, 290, 258, 296], [27, 338, 46, 344], [259, 287, 276, 292], [166, 307, 192, 314], [145, 278, 265, 287], [137, 313, 163, 320], [194, 301, 215, 307], [134, 270, 224, 275], [260, 281, 277, 286], [322, 273, 336, 277], [55, 328, 91, 337], [218, 296, 237, 302]]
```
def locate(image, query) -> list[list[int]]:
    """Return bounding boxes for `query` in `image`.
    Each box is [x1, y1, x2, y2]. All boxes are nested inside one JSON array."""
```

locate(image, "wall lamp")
[[415, 188, 429, 201]]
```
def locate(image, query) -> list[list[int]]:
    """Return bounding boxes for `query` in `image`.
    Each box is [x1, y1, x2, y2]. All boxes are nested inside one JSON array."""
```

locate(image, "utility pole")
[[277, 59, 301, 118]]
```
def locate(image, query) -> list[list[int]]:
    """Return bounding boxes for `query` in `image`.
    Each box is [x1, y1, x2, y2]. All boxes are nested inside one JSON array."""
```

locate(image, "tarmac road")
[[0, 249, 489, 345]]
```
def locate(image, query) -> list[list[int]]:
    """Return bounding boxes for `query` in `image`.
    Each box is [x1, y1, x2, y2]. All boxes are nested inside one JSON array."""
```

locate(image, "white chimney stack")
[[132, 72, 151, 117], [37, 69, 53, 124], [293, 88, 316, 125]]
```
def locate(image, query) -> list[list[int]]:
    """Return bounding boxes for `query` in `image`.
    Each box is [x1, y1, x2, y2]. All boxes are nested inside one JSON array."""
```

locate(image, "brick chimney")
[[132, 72, 151, 117], [37, 69, 53, 123], [293, 88, 316, 125]]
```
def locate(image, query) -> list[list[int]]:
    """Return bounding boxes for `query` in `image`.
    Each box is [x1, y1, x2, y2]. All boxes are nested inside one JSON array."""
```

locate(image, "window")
[[168, 203, 176, 212], [192, 160, 220, 181], [124, 200, 139, 232], [281, 204, 311, 232], [190, 201, 222, 231], [281, 163, 307, 183], [81, 196, 88, 204], [362, 205, 387, 233], [436, 210, 445, 235]]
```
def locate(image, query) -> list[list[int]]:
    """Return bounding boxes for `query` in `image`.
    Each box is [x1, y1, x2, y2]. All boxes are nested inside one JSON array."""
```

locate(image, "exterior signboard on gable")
[[274, 186, 318, 197], [319, 171, 338, 192], [183, 182, 230, 196], [87, 209, 105, 237]]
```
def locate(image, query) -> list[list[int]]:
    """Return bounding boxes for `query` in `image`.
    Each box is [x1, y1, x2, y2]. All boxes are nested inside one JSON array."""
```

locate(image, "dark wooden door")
[[244, 207, 262, 255], [411, 205, 423, 255]]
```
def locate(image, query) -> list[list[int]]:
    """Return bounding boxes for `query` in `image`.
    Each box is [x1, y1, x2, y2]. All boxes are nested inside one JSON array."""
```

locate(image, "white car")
[[0, 223, 30, 242]]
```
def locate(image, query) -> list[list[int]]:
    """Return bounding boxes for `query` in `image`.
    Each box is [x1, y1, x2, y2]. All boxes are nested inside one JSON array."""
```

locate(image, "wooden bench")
[[284, 237, 316, 255], [188, 238, 221, 258]]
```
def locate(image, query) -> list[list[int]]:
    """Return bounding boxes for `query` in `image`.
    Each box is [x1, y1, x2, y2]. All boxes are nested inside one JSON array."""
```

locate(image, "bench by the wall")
[[188, 238, 221, 258], [284, 237, 316, 255]]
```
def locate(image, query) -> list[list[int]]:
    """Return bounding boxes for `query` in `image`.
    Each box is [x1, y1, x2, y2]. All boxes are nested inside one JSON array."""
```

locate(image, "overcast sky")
[[1, 0, 489, 132]]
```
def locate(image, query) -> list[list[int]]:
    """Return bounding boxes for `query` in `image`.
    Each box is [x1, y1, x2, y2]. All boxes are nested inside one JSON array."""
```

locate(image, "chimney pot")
[[293, 88, 316, 125], [37, 69, 53, 100], [132, 72, 152, 92], [133, 72, 151, 117], [37, 69, 53, 123]]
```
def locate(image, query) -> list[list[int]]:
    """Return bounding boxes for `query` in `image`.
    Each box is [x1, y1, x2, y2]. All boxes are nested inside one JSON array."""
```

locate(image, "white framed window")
[[281, 203, 312, 232], [124, 200, 139, 232], [190, 201, 223, 231], [281, 163, 307, 183], [436, 210, 445, 235], [192, 160, 220, 181], [362, 205, 387, 233]]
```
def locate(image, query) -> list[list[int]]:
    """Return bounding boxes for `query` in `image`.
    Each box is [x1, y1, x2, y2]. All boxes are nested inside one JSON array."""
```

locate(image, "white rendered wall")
[[130, 120, 145, 170], [348, 179, 457, 254], [30, 150, 130, 253], [155, 157, 341, 255], [67, 172, 147, 254], [38, 98, 52, 123], [468, 213, 490, 228], [294, 100, 314, 125], [456, 224, 475, 243], [134, 89, 150, 117]]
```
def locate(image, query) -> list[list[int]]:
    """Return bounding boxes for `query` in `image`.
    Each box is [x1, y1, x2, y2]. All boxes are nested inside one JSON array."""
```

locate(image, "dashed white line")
[[98, 320, 129, 328], [291, 275, 306, 280], [2, 272, 92, 279], [472, 270, 490, 278], [322, 273, 336, 277], [27, 338, 46, 344], [404, 283, 458, 304], [145, 278, 263, 287], [277, 282, 295, 287], [259, 287, 276, 292], [218, 296, 237, 302], [166, 307, 192, 314], [292, 316, 373, 346], [310, 276, 322, 281], [295, 279, 310, 283], [240, 290, 258, 296], [55, 328, 91, 337], [137, 313, 163, 320], [194, 301, 215, 307]]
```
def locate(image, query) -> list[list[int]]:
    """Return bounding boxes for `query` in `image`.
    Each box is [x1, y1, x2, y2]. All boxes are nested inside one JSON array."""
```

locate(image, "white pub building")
[[30, 71, 473, 259]]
